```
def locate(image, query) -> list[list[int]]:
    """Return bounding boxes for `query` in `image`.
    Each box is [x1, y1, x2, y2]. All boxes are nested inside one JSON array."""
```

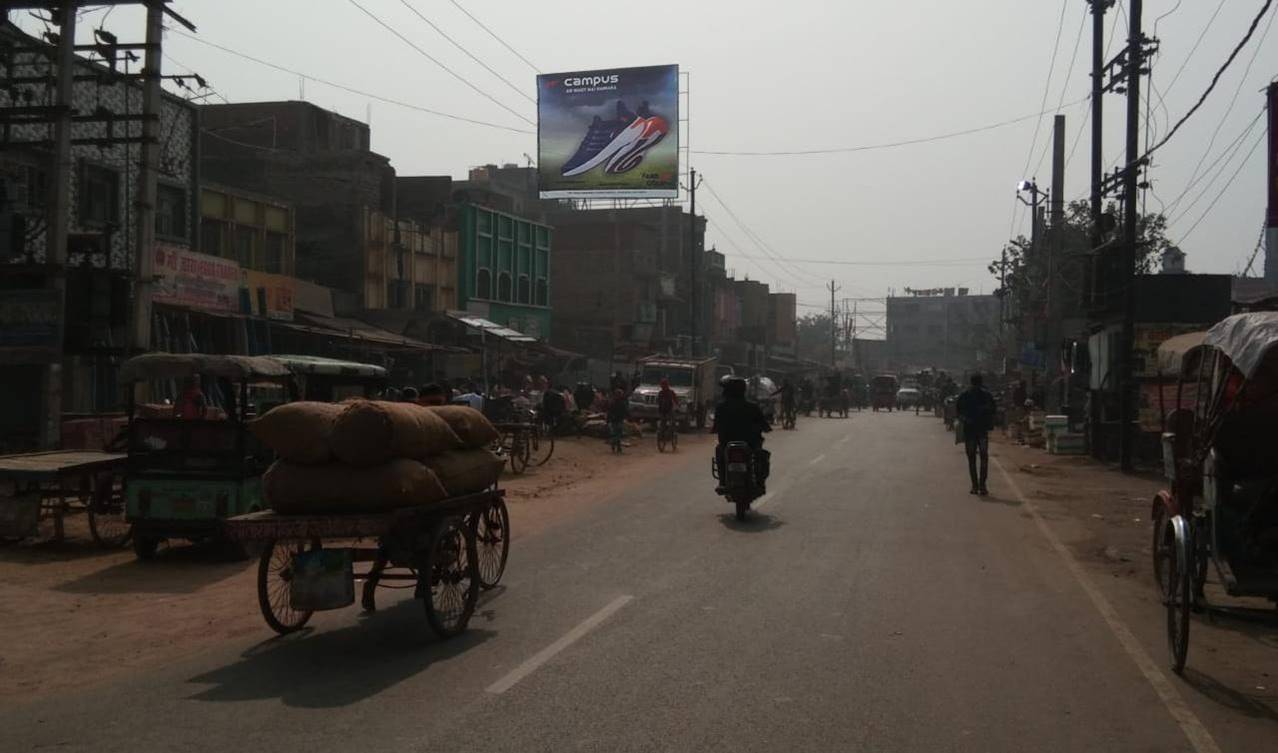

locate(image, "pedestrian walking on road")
[[956, 373, 996, 496]]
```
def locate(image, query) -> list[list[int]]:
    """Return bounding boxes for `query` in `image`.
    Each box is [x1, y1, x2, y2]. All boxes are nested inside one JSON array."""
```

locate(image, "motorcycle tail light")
[[726, 447, 749, 463]]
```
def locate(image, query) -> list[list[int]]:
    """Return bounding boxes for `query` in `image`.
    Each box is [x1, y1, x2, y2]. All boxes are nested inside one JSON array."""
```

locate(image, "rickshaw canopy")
[[119, 353, 292, 383], [1155, 331, 1207, 378], [266, 354, 387, 380], [1202, 312, 1278, 381]]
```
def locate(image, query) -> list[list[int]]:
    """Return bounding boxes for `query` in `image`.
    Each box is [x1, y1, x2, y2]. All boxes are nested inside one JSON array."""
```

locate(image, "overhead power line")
[[346, 0, 535, 126], [700, 180, 828, 287], [1010, 0, 1072, 237], [694, 96, 1087, 157], [721, 254, 991, 267], [397, 1, 535, 104], [168, 30, 534, 135], [447, 0, 542, 74], [1174, 128, 1266, 242], [1140, 0, 1275, 163], [1162, 0, 1227, 97], [1032, 1, 1089, 179], [1163, 107, 1264, 219]]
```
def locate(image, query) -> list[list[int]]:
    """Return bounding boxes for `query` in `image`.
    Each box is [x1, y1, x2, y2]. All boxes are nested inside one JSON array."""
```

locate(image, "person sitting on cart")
[[174, 375, 207, 420], [657, 378, 679, 425], [713, 376, 772, 492]]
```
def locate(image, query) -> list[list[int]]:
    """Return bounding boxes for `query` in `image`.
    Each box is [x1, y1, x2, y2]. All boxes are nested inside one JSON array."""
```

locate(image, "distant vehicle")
[[871, 374, 899, 411], [629, 355, 718, 428], [896, 387, 921, 408]]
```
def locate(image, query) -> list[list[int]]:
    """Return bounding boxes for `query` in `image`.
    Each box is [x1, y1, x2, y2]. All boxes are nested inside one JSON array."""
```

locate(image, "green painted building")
[[457, 204, 552, 339]]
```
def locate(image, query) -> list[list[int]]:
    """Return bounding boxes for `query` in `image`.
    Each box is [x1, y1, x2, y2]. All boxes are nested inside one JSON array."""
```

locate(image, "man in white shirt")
[[455, 382, 484, 412]]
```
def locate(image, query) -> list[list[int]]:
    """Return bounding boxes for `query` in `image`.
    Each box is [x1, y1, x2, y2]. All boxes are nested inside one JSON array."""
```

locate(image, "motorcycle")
[[713, 441, 766, 521]]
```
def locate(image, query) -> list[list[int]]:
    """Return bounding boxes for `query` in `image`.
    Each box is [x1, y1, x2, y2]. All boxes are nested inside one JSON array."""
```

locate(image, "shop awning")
[[282, 311, 463, 352], [445, 311, 538, 343]]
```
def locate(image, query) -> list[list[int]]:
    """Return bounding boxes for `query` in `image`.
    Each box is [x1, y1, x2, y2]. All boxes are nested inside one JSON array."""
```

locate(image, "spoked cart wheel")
[[88, 473, 131, 548], [257, 538, 317, 635], [506, 432, 529, 475], [530, 427, 555, 467], [1165, 515, 1193, 674], [421, 517, 479, 639], [1151, 502, 1170, 592], [473, 497, 510, 590]]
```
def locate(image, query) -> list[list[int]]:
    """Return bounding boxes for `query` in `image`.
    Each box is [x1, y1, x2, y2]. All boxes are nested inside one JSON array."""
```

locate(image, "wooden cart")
[[0, 450, 129, 546], [224, 489, 509, 638]]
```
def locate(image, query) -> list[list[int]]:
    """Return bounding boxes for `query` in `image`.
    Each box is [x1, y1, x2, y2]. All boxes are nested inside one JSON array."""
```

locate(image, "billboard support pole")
[[688, 168, 701, 357]]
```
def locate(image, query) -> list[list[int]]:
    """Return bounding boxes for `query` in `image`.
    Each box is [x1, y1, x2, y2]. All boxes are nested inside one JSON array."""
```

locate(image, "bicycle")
[[528, 410, 556, 466], [656, 415, 678, 452]]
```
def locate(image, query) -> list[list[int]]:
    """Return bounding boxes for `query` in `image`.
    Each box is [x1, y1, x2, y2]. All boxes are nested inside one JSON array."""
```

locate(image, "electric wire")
[[1161, 0, 1227, 97], [168, 29, 534, 134], [700, 180, 827, 288], [397, 1, 536, 104], [1163, 107, 1264, 219], [447, 0, 542, 74], [346, 0, 535, 126], [1173, 128, 1266, 242], [1032, 2, 1089, 180]]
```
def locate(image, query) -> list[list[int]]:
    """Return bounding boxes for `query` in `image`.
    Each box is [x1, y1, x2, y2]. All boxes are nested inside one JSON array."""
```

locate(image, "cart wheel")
[[474, 498, 510, 589], [421, 518, 478, 639], [508, 435, 529, 475], [88, 475, 131, 548], [1151, 504, 1170, 592], [257, 539, 315, 635], [531, 430, 555, 466], [1165, 515, 1192, 674]]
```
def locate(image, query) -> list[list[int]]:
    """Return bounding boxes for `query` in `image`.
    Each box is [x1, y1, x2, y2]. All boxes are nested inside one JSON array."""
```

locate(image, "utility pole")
[[1047, 114, 1065, 412], [39, 1, 76, 448], [131, 0, 165, 354], [686, 168, 702, 357], [1118, 0, 1145, 471], [851, 299, 858, 371], [1089, 0, 1110, 458], [827, 279, 840, 368]]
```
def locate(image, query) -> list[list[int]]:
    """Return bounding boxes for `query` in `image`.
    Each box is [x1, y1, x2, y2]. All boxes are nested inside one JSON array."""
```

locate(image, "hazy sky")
[[25, 1, 1277, 314]]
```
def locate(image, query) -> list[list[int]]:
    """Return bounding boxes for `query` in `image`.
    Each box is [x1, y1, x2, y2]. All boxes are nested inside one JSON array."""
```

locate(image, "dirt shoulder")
[[989, 434, 1278, 740], [0, 430, 712, 702]]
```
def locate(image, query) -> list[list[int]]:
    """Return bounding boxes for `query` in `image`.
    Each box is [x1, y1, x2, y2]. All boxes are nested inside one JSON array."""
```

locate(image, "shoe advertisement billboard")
[[537, 64, 679, 199]]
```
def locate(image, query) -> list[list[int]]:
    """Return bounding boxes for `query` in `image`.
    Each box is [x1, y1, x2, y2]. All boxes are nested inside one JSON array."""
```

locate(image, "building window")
[[497, 272, 512, 302], [79, 163, 119, 225], [414, 285, 432, 312], [476, 268, 492, 299], [201, 219, 224, 257], [263, 231, 285, 273], [155, 184, 186, 239], [235, 226, 255, 268], [535, 278, 548, 307], [517, 275, 530, 304]]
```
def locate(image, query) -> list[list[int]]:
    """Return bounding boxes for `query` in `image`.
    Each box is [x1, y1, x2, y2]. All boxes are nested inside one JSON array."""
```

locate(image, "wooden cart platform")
[[0, 450, 128, 545]]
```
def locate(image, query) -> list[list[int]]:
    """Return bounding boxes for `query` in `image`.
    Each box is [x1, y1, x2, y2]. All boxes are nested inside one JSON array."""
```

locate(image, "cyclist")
[[657, 377, 679, 433]]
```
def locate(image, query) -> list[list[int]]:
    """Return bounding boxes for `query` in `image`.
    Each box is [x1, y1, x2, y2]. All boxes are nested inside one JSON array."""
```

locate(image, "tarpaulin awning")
[[1155, 331, 1207, 377], [446, 311, 537, 343], [290, 311, 458, 352], [1203, 312, 1278, 380]]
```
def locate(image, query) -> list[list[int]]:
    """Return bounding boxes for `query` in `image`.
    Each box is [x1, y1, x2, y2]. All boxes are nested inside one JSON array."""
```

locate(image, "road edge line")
[[485, 595, 634, 695], [993, 457, 1221, 753]]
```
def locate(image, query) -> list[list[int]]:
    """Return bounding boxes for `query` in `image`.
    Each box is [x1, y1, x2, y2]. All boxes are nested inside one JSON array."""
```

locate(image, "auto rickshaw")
[[1151, 313, 1278, 673], [121, 354, 294, 559]]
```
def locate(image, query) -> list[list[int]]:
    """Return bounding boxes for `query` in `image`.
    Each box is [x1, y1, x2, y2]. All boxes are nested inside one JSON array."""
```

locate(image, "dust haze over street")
[[4, 413, 1274, 752]]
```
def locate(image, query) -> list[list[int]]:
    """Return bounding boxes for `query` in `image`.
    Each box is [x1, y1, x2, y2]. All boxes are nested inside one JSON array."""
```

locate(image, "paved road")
[[6, 412, 1215, 751]]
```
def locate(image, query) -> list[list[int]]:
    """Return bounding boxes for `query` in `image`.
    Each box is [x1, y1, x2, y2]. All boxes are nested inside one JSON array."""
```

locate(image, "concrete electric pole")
[[827, 279, 840, 368], [131, 1, 165, 354], [1047, 114, 1065, 412], [1118, 0, 1145, 471], [686, 168, 702, 357]]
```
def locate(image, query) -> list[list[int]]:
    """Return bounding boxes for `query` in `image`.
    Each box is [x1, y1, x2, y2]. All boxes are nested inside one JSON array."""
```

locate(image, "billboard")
[[241, 270, 295, 321], [153, 243, 241, 314], [537, 65, 679, 199]]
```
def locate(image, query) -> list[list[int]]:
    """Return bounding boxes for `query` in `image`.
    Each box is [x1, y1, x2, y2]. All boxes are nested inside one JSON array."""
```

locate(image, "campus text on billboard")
[[537, 65, 679, 199]]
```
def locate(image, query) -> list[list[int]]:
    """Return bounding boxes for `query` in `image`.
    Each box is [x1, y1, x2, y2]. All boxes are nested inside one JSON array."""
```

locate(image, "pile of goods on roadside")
[[249, 401, 504, 514]]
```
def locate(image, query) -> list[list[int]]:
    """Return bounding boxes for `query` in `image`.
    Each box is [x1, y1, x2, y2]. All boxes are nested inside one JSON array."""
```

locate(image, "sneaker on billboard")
[[561, 101, 667, 177]]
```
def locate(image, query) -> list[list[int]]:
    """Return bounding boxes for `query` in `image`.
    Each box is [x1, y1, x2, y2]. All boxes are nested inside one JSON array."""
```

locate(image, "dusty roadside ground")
[[0, 431, 713, 701], [989, 434, 1278, 721]]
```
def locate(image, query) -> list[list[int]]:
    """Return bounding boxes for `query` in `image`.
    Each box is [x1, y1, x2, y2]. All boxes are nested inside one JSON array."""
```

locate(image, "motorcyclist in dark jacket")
[[713, 376, 772, 490]]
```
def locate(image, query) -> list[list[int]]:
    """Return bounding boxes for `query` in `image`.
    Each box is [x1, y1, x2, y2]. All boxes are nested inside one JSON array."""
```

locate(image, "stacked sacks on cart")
[[251, 401, 505, 514]]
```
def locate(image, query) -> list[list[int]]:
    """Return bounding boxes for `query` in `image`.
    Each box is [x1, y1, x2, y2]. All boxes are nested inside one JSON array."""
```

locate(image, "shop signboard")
[[241, 270, 295, 321], [153, 244, 240, 314]]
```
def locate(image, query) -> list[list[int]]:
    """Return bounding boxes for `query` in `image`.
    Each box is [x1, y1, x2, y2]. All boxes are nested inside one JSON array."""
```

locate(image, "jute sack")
[[330, 400, 462, 466], [248, 402, 343, 465], [425, 448, 504, 496], [264, 458, 448, 514], [425, 405, 500, 449]]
